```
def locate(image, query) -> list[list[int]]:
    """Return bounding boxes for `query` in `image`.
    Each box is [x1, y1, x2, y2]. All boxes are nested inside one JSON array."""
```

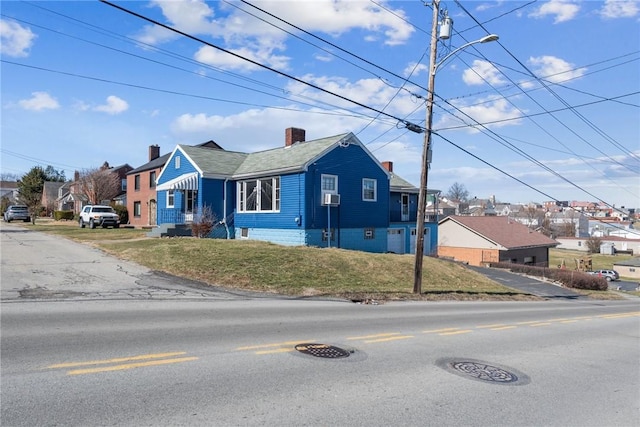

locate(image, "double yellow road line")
[[47, 352, 198, 376]]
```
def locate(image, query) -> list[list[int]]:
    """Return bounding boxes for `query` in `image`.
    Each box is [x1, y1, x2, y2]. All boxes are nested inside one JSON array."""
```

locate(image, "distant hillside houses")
[[437, 197, 636, 241]]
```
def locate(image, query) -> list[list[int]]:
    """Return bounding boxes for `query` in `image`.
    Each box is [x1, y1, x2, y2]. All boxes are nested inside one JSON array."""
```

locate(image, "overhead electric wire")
[[99, 0, 421, 133], [453, 0, 638, 167]]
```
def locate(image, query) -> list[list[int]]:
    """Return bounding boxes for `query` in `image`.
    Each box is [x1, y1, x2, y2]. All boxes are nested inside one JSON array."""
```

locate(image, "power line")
[[99, 0, 423, 134]]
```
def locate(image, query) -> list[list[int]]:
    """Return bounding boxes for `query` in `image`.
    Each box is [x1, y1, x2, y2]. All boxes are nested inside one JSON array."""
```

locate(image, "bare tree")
[[586, 236, 602, 253], [446, 182, 469, 202], [77, 167, 121, 205], [524, 205, 542, 229], [190, 205, 217, 238]]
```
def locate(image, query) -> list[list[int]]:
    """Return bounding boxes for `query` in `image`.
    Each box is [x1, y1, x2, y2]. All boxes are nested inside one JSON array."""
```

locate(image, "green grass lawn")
[[18, 220, 634, 301]]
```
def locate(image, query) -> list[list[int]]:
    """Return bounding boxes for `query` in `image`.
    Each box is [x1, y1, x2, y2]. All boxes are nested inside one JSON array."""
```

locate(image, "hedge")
[[490, 262, 608, 291], [53, 210, 74, 221]]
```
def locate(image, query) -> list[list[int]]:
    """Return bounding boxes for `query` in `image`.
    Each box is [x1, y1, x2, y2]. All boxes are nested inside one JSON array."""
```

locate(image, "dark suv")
[[3, 205, 31, 222]]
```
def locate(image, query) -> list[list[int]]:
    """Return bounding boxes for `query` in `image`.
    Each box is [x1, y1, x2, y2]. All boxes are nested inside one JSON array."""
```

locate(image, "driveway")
[[466, 265, 586, 299], [0, 222, 255, 302]]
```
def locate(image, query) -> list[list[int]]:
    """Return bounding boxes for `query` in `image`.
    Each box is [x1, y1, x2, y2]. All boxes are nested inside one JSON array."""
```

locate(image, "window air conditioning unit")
[[323, 193, 340, 206]]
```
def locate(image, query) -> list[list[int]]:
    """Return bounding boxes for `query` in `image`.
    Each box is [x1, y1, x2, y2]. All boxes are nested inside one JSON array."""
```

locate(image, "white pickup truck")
[[79, 205, 120, 229]]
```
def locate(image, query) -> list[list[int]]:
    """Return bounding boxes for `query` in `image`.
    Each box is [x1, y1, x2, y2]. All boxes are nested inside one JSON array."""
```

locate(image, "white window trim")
[[175, 156, 181, 169], [237, 177, 280, 213], [321, 174, 338, 195], [167, 189, 175, 208], [362, 178, 377, 202]]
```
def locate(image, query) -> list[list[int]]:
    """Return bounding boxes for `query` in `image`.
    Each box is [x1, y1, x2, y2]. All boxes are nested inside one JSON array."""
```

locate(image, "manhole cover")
[[451, 361, 518, 383], [294, 343, 351, 359], [436, 358, 530, 386]]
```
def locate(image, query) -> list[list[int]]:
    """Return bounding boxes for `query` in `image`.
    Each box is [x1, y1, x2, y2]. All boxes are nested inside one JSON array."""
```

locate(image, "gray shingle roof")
[[232, 133, 349, 178], [128, 153, 171, 174], [178, 145, 248, 177]]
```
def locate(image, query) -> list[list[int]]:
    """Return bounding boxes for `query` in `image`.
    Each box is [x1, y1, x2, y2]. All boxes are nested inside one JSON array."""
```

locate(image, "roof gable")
[[440, 215, 558, 249]]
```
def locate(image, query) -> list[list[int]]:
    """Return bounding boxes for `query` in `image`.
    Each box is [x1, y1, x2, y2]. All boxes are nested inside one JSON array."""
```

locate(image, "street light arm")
[[432, 34, 499, 75]]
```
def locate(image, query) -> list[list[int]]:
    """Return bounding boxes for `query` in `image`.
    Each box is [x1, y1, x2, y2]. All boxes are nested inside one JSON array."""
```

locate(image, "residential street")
[[1, 223, 639, 426]]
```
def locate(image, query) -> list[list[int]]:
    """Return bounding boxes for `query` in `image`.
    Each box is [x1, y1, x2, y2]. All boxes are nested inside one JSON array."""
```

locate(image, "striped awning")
[[156, 172, 199, 191]]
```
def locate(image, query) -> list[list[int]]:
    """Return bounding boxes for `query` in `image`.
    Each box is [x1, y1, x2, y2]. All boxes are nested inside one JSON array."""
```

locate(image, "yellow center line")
[[476, 324, 507, 329], [439, 330, 473, 336], [490, 326, 517, 331], [530, 323, 551, 327], [364, 335, 413, 344], [67, 357, 199, 375], [423, 328, 461, 334], [515, 321, 541, 325], [547, 318, 569, 322], [569, 316, 593, 320], [255, 348, 295, 355], [236, 340, 316, 351], [347, 333, 401, 340], [560, 320, 578, 324], [47, 352, 187, 369]]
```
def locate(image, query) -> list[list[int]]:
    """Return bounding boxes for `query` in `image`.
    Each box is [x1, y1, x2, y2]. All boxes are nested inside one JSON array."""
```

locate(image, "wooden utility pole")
[[413, 0, 440, 294]]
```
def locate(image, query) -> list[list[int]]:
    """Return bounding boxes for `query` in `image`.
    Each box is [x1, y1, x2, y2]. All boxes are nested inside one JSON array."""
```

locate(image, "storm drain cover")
[[294, 343, 351, 359], [436, 358, 530, 386]]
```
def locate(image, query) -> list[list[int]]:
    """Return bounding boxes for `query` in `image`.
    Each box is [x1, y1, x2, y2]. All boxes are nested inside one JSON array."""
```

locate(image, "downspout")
[[223, 178, 230, 239]]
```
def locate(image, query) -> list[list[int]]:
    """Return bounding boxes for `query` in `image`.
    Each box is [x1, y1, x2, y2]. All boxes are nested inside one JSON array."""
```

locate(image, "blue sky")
[[1, 0, 639, 208]]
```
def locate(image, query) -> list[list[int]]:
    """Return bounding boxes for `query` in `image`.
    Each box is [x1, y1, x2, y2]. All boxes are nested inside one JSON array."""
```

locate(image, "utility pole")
[[413, 0, 440, 294]]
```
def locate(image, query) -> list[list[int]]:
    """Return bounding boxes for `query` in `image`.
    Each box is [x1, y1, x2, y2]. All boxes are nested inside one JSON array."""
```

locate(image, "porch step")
[[146, 223, 193, 238]]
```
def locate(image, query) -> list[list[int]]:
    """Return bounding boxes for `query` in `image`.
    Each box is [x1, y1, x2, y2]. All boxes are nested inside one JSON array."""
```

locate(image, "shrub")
[[112, 205, 128, 225], [491, 262, 607, 291], [190, 206, 217, 238], [53, 210, 74, 221]]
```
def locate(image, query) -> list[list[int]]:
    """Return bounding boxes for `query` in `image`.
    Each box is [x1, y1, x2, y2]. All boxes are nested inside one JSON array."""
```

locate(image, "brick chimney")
[[285, 127, 306, 147], [74, 170, 80, 182], [149, 144, 160, 161], [382, 161, 393, 172]]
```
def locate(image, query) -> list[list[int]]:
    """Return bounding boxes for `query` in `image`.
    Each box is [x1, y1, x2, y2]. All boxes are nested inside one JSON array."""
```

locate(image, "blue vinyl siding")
[[305, 144, 389, 230], [389, 192, 418, 222]]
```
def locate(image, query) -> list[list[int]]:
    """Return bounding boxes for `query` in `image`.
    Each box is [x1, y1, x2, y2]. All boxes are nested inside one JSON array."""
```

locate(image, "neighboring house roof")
[[440, 215, 558, 249], [389, 173, 418, 193], [128, 153, 171, 175], [613, 257, 640, 267]]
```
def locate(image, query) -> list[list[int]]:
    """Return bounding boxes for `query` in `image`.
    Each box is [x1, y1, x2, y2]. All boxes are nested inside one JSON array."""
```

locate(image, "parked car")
[[3, 205, 31, 222], [588, 269, 620, 281], [79, 205, 120, 229]]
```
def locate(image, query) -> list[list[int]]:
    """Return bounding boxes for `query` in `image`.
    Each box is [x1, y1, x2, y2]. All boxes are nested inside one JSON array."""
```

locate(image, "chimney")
[[285, 127, 305, 147], [149, 144, 160, 161], [382, 161, 393, 172], [74, 170, 80, 182]]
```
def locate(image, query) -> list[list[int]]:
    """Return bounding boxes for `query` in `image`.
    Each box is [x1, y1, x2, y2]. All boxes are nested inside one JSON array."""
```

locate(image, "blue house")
[[153, 128, 438, 254]]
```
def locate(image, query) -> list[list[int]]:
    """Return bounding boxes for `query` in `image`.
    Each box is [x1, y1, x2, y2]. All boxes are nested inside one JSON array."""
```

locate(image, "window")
[[321, 174, 337, 194], [362, 178, 377, 201], [240, 228, 249, 238], [149, 171, 156, 188], [175, 156, 181, 169], [364, 228, 375, 239], [167, 190, 175, 208], [134, 174, 141, 191], [133, 201, 141, 217], [121, 178, 127, 191], [237, 177, 280, 212]]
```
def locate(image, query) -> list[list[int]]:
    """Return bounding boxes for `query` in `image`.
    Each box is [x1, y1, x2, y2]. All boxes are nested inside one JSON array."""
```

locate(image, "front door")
[[401, 194, 410, 221], [149, 199, 156, 226]]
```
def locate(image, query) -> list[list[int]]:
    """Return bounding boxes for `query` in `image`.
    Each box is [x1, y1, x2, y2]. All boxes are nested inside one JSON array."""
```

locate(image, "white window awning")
[[156, 172, 199, 191]]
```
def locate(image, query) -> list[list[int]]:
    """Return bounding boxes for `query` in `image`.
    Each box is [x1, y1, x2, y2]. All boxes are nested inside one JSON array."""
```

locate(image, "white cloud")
[[462, 60, 505, 86], [528, 55, 586, 83], [599, 0, 639, 19], [94, 96, 129, 115], [529, 0, 580, 23], [0, 19, 36, 57], [436, 97, 524, 132], [18, 92, 59, 111], [403, 62, 428, 78], [134, 0, 414, 71]]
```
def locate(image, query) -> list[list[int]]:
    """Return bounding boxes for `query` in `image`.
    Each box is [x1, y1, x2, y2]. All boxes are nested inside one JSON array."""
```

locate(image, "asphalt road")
[[2, 223, 639, 426]]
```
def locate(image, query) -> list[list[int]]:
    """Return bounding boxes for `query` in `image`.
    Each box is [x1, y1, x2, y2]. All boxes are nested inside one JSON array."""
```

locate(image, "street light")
[[413, 3, 499, 294]]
